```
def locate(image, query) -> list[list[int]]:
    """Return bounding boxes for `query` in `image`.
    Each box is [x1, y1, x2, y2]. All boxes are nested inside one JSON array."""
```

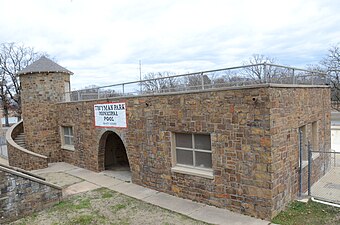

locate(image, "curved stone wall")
[[6, 121, 48, 170]]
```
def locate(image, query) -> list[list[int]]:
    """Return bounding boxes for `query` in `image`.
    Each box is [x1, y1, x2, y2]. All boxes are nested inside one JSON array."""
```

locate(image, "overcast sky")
[[0, 0, 339, 89]]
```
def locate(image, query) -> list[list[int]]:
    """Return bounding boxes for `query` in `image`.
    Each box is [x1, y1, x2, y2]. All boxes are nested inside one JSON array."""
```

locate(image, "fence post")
[[307, 141, 312, 196], [263, 62, 267, 83], [292, 69, 295, 84], [122, 84, 125, 95], [299, 129, 303, 197], [77, 91, 81, 101]]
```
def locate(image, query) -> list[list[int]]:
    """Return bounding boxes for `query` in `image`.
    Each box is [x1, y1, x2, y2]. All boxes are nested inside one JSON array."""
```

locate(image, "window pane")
[[65, 136, 73, 145], [176, 133, 192, 148], [63, 127, 73, 136], [64, 127, 70, 135], [195, 151, 212, 168], [194, 134, 211, 150], [176, 149, 193, 166]]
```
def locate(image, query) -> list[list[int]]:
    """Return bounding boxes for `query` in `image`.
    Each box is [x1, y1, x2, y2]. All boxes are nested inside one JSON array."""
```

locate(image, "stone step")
[[14, 138, 25, 141], [15, 137, 25, 140], [15, 135, 25, 138], [14, 132, 27, 149], [14, 137, 25, 140]]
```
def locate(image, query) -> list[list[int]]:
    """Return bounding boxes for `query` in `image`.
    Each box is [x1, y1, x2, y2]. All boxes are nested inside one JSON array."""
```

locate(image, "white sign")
[[94, 102, 127, 128]]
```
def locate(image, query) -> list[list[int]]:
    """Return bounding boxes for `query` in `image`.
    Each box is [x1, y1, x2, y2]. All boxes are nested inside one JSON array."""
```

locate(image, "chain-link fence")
[[309, 150, 340, 204]]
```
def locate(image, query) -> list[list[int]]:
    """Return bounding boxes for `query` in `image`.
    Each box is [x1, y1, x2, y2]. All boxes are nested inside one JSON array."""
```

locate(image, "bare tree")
[[242, 54, 278, 83], [210, 70, 252, 88], [0, 42, 42, 124], [0, 73, 11, 126], [321, 44, 340, 109], [141, 72, 178, 93], [180, 73, 211, 90]]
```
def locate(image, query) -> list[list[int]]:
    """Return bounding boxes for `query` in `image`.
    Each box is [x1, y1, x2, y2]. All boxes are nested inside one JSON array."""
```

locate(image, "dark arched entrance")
[[99, 131, 130, 172]]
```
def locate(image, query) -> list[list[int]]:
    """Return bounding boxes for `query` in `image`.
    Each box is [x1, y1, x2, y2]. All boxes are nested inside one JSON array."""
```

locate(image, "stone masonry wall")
[[269, 87, 331, 217], [55, 87, 275, 219], [0, 166, 62, 223], [7, 143, 48, 171], [20, 72, 70, 162], [43, 85, 328, 220]]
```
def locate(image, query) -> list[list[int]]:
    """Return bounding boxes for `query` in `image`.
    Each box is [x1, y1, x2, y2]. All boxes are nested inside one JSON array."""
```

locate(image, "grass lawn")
[[10, 188, 210, 225], [272, 200, 340, 225]]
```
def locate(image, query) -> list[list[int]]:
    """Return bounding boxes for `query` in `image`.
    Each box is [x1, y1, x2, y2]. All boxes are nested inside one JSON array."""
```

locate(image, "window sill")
[[61, 145, 75, 151], [171, 166, 213, 179]]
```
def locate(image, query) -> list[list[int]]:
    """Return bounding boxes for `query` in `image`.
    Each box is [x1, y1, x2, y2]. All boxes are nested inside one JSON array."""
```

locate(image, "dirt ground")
[[9, 188, 209, 225]]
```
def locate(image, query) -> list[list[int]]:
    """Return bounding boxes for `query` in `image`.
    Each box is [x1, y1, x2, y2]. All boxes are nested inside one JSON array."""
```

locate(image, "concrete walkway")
[[311, 166, 340, 203], [30, 162, 271, 225]]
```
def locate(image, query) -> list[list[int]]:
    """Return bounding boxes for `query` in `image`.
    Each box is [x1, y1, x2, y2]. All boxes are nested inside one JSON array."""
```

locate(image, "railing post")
[[201, 72, 205, 90], [307, 141, 312, 196], [77, 91, 80, 101], [263, 62, 267, 83], [292, 69, 295, 84], [122, 84, 125, 95]]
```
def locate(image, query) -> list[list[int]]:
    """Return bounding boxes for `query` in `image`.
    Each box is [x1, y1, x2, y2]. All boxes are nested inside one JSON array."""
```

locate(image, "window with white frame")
[[61, 126, 74, 149], [174, 133, 212, 169]]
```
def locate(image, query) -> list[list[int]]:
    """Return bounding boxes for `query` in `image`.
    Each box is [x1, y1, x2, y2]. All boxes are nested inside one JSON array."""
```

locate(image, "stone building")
[[7, 57, 331, 219]]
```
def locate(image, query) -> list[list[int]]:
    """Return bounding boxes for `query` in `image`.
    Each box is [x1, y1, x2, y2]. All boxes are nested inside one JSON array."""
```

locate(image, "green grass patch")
[[11, 188, 209, 225], [53, 198, 91, 211], [111, 203, 127, 212], [95, 187, 116, 199], [272, 200, 340, 225], [101, 191, 114, 199], [102, 192, 113, 198], [69, 214, 93, 225]]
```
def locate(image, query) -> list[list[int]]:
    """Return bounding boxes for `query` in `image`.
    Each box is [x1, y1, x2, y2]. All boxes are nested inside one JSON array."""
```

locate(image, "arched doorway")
[[98, 131, 130, 172]]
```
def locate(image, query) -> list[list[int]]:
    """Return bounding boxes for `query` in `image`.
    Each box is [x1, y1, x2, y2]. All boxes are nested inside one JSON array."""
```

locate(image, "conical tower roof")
[[17, 56, 73, 75]]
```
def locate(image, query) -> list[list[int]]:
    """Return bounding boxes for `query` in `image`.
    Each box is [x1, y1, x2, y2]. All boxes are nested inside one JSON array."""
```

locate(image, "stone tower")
[[18, 56, 73, 162]]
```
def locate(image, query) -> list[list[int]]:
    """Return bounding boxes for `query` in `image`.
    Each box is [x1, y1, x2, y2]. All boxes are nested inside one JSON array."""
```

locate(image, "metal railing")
[[310, 150, 340, 204], [62, 63, 327, 102]]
